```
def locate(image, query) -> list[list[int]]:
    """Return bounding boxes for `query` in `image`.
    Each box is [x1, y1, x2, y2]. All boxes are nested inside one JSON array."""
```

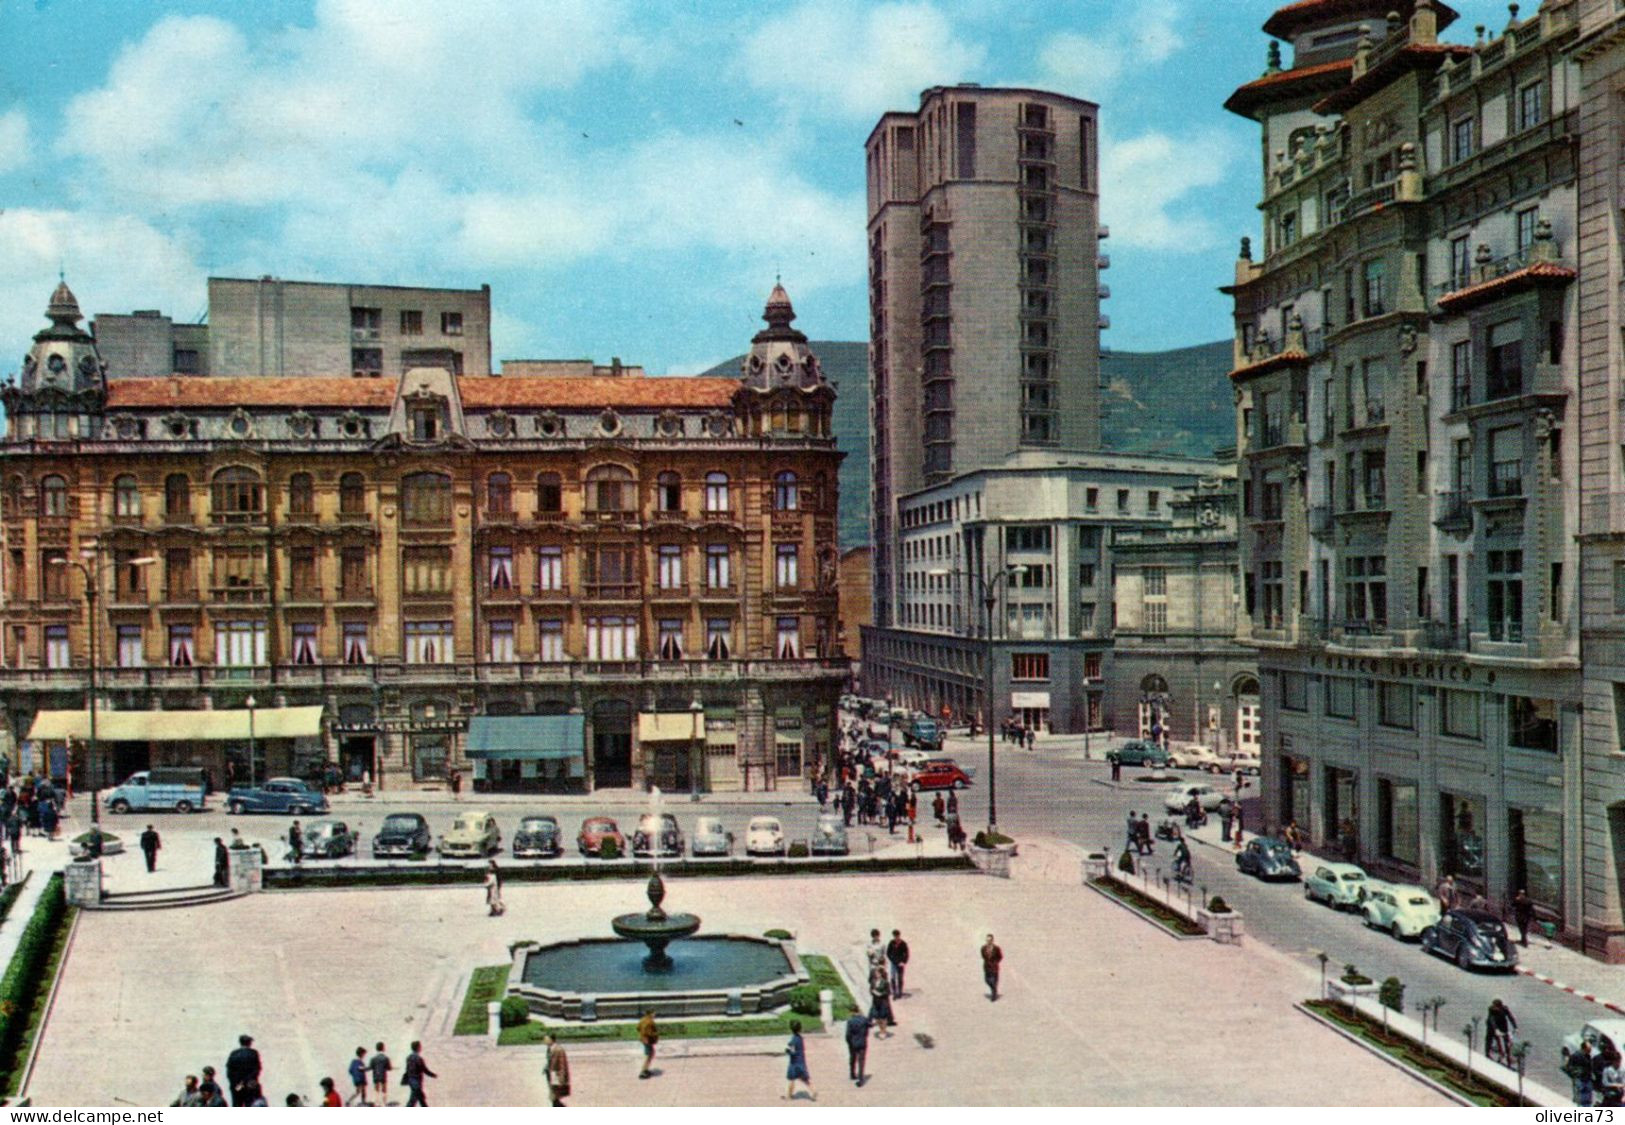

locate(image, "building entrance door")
[[340, 736, 375, 783], [592, 701, 633, 788]]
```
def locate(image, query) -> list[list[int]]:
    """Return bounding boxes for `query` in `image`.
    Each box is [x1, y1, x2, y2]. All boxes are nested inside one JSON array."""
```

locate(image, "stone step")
[[103, 883, 221, 901], [92, 887, 240, 911]]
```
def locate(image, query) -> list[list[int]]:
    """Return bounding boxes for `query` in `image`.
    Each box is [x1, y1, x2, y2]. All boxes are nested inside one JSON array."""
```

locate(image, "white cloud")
[[1034, 0, 1184, 97], [740, 2, 986, 118], [1100, 127, 1239, 252], [0, 109, 28, 176]]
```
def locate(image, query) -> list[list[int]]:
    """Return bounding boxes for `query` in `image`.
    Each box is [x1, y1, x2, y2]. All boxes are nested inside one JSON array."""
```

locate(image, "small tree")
[[1117, 848, 1136, 876]]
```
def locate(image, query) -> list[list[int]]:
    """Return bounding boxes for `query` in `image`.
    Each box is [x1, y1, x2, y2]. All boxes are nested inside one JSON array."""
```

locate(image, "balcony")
[[163, 507, 194, 526], [1488, 462, 1524, 499], [1434, 490, 1472, 530], [209, 584, 268, 604], [284, 510, 319, 525], [534, 508, 567, 523], [701, 509, 734, 523], [1421, 620, 1469, 651], [479, 507, 517, 526], [212, 509, 267, 527], [583, 582, 639, 601], [336, 506, 371, 524], [1307, 505, 1332, 537], [284, 585, 324, 605], [651, 509, 686, 523], [163, 585, 200, 605]]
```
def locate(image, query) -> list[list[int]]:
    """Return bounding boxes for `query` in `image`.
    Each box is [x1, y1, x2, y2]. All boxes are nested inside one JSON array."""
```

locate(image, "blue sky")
[[0, 0, 1520, 373]]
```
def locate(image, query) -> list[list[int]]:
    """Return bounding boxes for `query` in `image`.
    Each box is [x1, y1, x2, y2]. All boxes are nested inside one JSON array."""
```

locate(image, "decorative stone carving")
[[598, 408, 621, 437], [338, 411, 368, 439], [226, 408, 255, 439], [484, 410, 516, 438], [536, 411, 564, 438], [655, 411, 683, 438], [286, 410, 317, 439], [161, 412, 192, 440], [704, 411, 733, 438]]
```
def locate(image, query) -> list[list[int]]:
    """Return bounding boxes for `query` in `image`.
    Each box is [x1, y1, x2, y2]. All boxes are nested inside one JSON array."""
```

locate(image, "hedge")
[[0, 873, 69, 1094]]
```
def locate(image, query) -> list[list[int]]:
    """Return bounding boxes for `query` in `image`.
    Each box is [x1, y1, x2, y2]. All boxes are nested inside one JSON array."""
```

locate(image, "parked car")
[[1208, 753, 1261, 777], [632, 813, 684, 858], [745, 816, 786, 856], [372, 813, 432, 859], [1165, 745, 1221, 771], [902, 717, 943, 750], [105, 767, 207, 814], [438, 811, 501, 858], [922, 756, 974, 778], [1303, 862, 1369, 909], [1563, 1020, 1625, 1065], [512, 815, 563, 859], [226, 778, 328, 816], [810, 813, 850, 856], [910, 761, 973, 792], [895, 748, 931, 770], [1420, 908, 1518, 971], [578, 816, 626, 857], [1235, 836, 1301, 881], [1162, 783, 1231, 814], [1106, 741, 1170, 768], [299, 819, 356, 859], [1361, 882, 1440, 939], [690, 816, 733, 857]]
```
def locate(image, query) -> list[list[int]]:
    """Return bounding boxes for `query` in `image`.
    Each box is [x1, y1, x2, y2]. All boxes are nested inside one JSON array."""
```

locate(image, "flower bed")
[[1302, 999, 1524, 1107], [1088, 875, 1205, 937]]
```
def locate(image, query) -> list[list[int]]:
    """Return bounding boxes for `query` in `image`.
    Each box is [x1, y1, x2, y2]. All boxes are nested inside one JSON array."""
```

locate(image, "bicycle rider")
[[1487, 998, 1517, 1062], [1172, 833, 1192, 881]]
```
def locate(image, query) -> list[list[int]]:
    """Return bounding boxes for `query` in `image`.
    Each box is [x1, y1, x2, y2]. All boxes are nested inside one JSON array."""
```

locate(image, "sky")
[[0, 0, 1523, 375]]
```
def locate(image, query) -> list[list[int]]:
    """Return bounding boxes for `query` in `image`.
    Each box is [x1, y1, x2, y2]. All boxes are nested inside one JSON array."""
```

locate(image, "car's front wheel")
[[951, 780, 964, 790], [290, 804, 309, 816], [1456, 944, 1472, 970], [110, 799, 131, 814], [174, 800, 194, 814], [1391, 920, 1404, 940], [1419, 926, 1437, 952]]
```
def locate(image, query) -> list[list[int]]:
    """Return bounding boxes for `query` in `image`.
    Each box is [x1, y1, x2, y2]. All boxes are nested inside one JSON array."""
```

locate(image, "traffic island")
[[1085, 875, 1205, 939]]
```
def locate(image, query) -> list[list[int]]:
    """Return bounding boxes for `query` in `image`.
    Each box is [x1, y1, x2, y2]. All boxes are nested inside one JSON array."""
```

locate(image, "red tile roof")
[[1229, 350, 1310, 383], [1263, 0, 1457, 40], [1224, 58, 1354, 118], [1435, 261, 1576, 313], [106, 375, 742, 411]]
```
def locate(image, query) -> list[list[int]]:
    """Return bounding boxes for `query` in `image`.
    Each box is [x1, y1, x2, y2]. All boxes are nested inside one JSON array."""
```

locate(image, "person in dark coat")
[[225, 1034, 262, 1107], [886, 929, 910, 998], [844, 1011, 872, 1085], [213, 837, 230, 887], [402, 1040, 436, 1107], [1512, 888, 1535, 947], [140, 825, 161, 873]]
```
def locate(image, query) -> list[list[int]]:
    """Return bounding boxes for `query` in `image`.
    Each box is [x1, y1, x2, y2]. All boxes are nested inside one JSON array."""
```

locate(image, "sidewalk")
[[324, 787, 817, 809]]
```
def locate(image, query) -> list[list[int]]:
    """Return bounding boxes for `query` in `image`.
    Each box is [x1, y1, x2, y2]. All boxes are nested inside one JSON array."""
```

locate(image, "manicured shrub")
[[498, 996, 530, 1028], [1117, 848, 1136, 875], [1341, 963, 1372, 985], [1207, 896, 1231, 913], [1379, 976, 1405, 1012], [787, 842, 810, 858], [599, 838, 621, 860], [788, 985, 821, 1016], [763, 928, 794, 940], [973, 831, 1015, 848]]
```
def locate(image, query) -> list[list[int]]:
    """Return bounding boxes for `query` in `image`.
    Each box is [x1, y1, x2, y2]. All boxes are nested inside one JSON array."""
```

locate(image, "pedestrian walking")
[[1567, 1041, 1597, 1107], [1026, 727, 1036, 751], [449, 768, 462, 801], [1110, 755, 1121, 782], [886, 929, 909, 998], [1512, 888, 1535, 947], [140, 824, 161, 873], [1436, 874, 1457, 912], [545, 1033, 570, 1107], [318, 1078, 341, 1107], [288, 820, 303, 865], [932, 792, 945, 824], [981, 933, 1003, 1001], [4, 808, 17, 857], [783, 1020, 815, 1101], [38, 798, 57, 841], [213, 837, 229, 887], [484, 860, 505, 917], [368, 1043, 391, 1105], [225, 1034, 262, 1107], [868, 963, 895, 1035], [637, 1010, 658, 1079], [1137, 813, 1154, 856], [1229, 804, 1244, 850], [844, 1011, 872, 1085], [402, 1041, 435, 1107], [1126, 809, 1138, 850], [347, 1047, 370, 1105]]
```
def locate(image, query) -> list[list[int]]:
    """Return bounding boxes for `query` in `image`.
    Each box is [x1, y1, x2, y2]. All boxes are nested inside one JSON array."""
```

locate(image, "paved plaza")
[[27, 858, 1451, 1106]]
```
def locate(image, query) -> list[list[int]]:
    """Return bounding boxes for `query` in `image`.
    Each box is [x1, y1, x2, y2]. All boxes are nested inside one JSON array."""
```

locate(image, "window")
[[1440, 688, 1480, 740], [1085, 488, 1098, 511], [1281, 671, 1308, 712], [586, 465, 633, 512], [165, 548, 194, 600], [214, 546, 264, 594], [657, 544, 683, 590], [38, 475, 68, 518], [775, 616, 801, 660], [538, 619, 565, 662], [1450, 116, 1474, 163], [351, 306, 380, 340], [1517, 80, 1545, 131], [168, 624, 194, 667], [1078, 563, 1096, 587], [339, 472, 365, 515], [487, 546, 515, 591], [774, 471, 800, 511], [1006, 526, 1051, 552], [115, 624, 143, 668], [1116, 489, 1130, 513], [1487, 322, 1523, 399], [291, 622, 318, 666], [585, 544, 634, 596], [586, 615, 637, 661], [288, 547, 317, 596], [776, 544, 800, 588], [340, 547, 368, 597], [211, 467, 263, 520], [656, 471, 682, 512], [1147, 490, 1160, 513], [1259, 560, 1283, 628], [484, 472, 512, 515], [706, 544, 731, 589], [1489, 425, 1523, 498], [1325, 676, 1356, 719], [1083, 652, 1102, 680], [1516, 208, 1538, 256], [287, 473, 314, 516], [352, 348, 382, 377], [1507, 694, 1557, 752], [536, 473, 563, 514], [1362, 258, 1386, 318], [1415, 450, 1428, 495], [165, 473, 191, 519], [400, 309, 423, 335], [1510, 807, 1562, 910], [1011, 653, 1050, 681], [1363, 450, 1386, 508], [401, 472, 452, 525], [215, 619, 267, 667], [40, 551, 67, 600], [1417, 564, 1431, 620], [704, 472, 730, 513], [1450, 235, 1471, 290], [1615, 560, 1625, 613], [658, 618, 684, 660], [706, 618, 732, 660], [488, 619, 515, 663], [1343, 555, 1387, 624], [409, 405, 439, 441], [173, 348, 200, 374], [537, 546, 564, 591], [1378, 779, 1420, 866], [404, 620, 454, 664], [342, 622, 369, 665], [1361, 358, 1385, 423], [1551, 561, 1564, 621], [113, 475, 141, 519], [403, 547, 454, 595], [1378, 682, 1414, 729], [441, 311, 464, 336], [1488, 549, 1524, 641]]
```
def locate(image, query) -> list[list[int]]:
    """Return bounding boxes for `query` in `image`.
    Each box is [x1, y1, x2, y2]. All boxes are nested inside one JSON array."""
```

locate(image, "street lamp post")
[[246, 695, 258, 786], [50, 550, 154, 825]]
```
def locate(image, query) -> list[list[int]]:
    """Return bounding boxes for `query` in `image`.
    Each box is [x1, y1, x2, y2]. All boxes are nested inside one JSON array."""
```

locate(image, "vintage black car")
[[1421, 909, 1519, 971], [512, 815, 563, 859], [632, 813, 684, 858], [371, 812, 431, 859], [1235, 836, 1302, 881]]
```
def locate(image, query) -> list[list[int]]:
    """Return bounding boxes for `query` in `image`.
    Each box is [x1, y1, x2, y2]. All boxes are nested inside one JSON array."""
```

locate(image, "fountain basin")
[[508, 934, 807, 1021]]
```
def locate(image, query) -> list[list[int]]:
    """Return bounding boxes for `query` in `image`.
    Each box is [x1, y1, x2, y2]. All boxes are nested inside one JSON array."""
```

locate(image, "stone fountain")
[[610, 870, 701, 971]]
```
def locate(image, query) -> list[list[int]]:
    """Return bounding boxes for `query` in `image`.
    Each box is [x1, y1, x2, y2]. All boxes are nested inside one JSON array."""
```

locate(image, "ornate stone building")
[[0, 281, 845, 794]]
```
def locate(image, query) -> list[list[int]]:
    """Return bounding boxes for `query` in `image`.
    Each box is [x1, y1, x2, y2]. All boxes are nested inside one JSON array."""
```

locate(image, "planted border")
[[454, 965, 511, 1036], [0, 874, 70, 1096], [1302, 999, 1522, 1107], [1088, 875, 1205, 937]]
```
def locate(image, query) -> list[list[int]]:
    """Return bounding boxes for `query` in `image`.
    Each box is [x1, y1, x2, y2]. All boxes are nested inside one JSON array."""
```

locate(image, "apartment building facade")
[[0, 281, 843, 794], [1227, 0, 1585, 938]]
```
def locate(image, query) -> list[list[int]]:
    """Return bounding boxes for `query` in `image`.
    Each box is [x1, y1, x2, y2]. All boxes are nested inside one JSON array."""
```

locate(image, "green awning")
[[465, 715, 584, 760]]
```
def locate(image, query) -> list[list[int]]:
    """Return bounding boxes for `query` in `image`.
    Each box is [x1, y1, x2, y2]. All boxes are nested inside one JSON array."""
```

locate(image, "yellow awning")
[[637, 711, 703, 742], [26, 705, 325, 743]]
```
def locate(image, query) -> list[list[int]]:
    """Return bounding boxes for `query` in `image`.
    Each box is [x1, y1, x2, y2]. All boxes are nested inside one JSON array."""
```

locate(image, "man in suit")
[[403, 1040, 437, 1107], [224, 1034, 261, 1106]]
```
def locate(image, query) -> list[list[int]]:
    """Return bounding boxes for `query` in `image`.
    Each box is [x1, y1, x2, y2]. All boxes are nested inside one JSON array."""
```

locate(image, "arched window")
[[704, 471, 730, 513], [486, 472, 513, 515], [536, 472, 562, 514], [585, 465, 634, 513], [656, 471, 682, 512], [113, 474, 141, 519], [773, 471, 799, 512], [339, 472, 366, 515], [287, 472, 314, 516], [401, 472, 452, 526], [41, 475, 69, 517], [164, 474, 190, 520], [211, 467, 263, 519]]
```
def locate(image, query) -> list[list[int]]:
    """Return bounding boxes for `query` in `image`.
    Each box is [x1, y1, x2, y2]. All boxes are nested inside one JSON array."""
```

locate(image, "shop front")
[[1010, 691, 1050, 734], [637, 710, 703, 793], [465, 715, 586, 793]]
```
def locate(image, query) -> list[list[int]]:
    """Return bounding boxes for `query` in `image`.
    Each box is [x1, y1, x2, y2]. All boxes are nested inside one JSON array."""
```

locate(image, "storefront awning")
[[638, 711, 703, 742], [464, 715, 585, 760], [26, 706, 324, 743]]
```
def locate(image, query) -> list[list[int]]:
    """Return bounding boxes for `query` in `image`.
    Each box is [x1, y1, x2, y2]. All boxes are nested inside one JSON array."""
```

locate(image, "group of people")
[[174, 1036, 439, 1108], [2, 774, 63, 851], [1566, 1033, 1623, 1107], [998, 719, 1037, 750]]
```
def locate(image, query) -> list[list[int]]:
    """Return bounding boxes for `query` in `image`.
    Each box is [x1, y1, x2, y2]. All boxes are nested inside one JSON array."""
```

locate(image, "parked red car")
[[909, 762, 973, 792], [577, 816, 627, 857]]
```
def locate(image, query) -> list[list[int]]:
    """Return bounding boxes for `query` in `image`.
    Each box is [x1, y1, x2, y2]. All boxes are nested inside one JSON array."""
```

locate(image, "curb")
[[1515, 966, 1625, 1016], [16, 888, 78, 1104], [1294, 1002, 1472, 1106]]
